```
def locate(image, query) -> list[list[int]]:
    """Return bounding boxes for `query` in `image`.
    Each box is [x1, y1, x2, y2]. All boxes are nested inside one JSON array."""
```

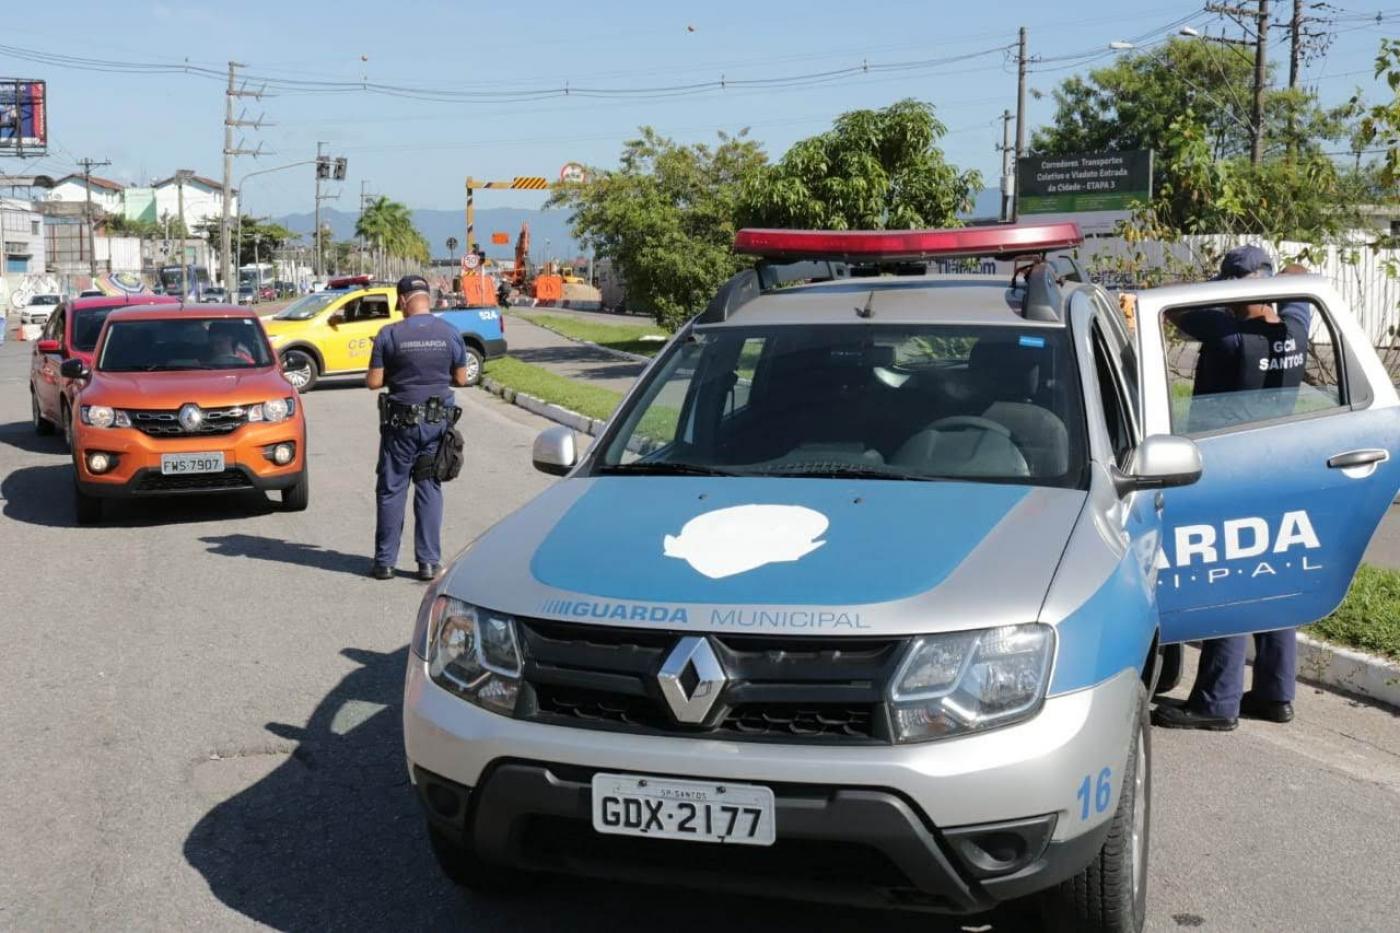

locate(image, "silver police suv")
[[403, 224, 1398, 931]]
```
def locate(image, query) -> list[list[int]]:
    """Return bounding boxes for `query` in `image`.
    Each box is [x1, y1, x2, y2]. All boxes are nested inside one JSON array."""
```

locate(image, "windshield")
[[72, 307, 122, 351], [597, 323, 1087, 488], [273, 292, 339, 321], [32, 294, 60, 305], [98, 318, 273, 372]]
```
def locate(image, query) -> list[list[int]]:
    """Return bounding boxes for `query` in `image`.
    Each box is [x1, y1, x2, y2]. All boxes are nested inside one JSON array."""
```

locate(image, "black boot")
[[1240, 692, 1294, 723], [1151, 703, 1238, 731], [370, 563, 394, 580], [417, 562, 441, 582]]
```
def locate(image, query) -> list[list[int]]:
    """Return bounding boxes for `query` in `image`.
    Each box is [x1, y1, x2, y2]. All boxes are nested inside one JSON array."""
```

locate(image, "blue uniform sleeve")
[[1278, 299, 1311, 331], [1173, 306, 1241, 343], [370, 327, 391, 369], [450, 332, 467, 369]]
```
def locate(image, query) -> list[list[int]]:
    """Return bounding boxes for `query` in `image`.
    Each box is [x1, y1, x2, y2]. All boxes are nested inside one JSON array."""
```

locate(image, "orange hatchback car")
[[62, 304, 309, 524]]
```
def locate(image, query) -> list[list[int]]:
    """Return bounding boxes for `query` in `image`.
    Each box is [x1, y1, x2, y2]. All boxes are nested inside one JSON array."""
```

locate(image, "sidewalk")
[[503, 315, 647, 396], [1364, 504, 1400, 571]]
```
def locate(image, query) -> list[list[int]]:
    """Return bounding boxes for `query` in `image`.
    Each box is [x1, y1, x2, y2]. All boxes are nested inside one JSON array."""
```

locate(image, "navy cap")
[[1215, 245, 1274, 280], [396, 274, 430, 296]]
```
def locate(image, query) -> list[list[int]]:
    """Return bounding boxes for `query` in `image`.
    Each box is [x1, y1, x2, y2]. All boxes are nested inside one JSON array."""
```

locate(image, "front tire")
[[280, 471, 310, 512], [1043, 684, 1150, 933], [60, 400, 73, 453], [281, 349, 319, 392], [31, 389, 54, 435], [1153, 644, 1183, 696], [462, 345, 484, 387], [74, 483, 103, 525], [426, 825, 537, 895]]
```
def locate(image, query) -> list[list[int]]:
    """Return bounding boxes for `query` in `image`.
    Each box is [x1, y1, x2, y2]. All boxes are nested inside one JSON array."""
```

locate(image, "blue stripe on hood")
[[529, 477, 1029, 605]]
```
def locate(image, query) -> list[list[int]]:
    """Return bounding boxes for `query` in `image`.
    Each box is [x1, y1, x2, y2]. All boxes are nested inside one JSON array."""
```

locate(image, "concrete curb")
[[508, 312, 657, 364], [479, 376, 607, 437], [1296, 633, 1400, 710]]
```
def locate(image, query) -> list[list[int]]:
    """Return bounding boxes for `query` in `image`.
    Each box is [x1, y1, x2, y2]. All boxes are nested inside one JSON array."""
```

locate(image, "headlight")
[[424, 597, 522, 716], [248, 397, 295, 423], [889, 624, 1054, 743], [80, 406, 130, 428]]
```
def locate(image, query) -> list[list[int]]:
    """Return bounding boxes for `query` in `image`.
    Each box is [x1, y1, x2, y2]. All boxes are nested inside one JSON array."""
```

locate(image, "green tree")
[[1358, 38, 1400, 199], [741, 99, 981, 230], [355, 196, 430, 263], [549, 128, 768, 331], [1036, 39, 1365, 240]]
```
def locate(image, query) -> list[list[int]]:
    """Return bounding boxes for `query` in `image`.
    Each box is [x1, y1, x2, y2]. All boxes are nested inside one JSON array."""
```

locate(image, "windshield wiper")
[[755, 462, 937, 482], [597, 462, 742, 477]]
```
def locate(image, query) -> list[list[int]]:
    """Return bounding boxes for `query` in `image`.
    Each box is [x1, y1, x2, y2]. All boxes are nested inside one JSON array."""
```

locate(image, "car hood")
[[82, 369, 293, 407], [443, 476, 1088, 637], [259, 317, 313, 338]]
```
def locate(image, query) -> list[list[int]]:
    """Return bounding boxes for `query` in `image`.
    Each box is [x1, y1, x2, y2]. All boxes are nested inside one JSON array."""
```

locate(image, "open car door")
[[1134, 274, 1399, 644]]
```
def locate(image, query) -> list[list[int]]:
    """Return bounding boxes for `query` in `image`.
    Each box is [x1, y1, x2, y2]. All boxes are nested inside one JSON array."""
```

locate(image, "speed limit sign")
[[461, 252, 480, 272]]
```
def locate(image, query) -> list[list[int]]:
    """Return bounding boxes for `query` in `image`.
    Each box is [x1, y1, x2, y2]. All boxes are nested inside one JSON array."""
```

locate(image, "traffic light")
[[316, 158, 331, 180], [333, 158, 347, 181]]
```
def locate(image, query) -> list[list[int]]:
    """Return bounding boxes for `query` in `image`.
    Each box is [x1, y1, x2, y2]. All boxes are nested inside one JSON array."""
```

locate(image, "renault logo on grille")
[[177, 403, 204, 432], [658, 636, 726, 724]]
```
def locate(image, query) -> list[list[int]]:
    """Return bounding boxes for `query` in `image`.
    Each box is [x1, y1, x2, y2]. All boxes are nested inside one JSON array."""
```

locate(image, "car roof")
[[104, 303, 260, 322], [709, 274, 1063, 329], [68, 294, 182, 312]]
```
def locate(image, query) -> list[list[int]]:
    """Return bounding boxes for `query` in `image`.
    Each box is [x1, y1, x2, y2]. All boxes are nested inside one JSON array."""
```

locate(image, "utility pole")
[[998, 110, 1014, 223], [1251, 0, 1270, 165], [76, 156, 111, 278], [315, 141, 326, 279], [222, 61, 265, 293], [359, 179, 371, 274], [175, 169, 194, 297], [1013, 27, 1029, 221], [1206, 1, 1271, 164], [1288, 0, 1303, 89]]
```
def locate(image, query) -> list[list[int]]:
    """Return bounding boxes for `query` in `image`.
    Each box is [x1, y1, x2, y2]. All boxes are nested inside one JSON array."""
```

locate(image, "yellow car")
[[261, 276, 402, 390]]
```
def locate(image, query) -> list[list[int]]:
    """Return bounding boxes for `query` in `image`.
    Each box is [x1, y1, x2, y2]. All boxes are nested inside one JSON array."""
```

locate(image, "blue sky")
[[7, 0, 1395, 218]]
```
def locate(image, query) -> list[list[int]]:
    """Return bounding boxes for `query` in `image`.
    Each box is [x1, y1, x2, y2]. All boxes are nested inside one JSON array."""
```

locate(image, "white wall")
[[1, 199, 46, 274], [46, 180, 123, 214], [152, 182, 238, 230]]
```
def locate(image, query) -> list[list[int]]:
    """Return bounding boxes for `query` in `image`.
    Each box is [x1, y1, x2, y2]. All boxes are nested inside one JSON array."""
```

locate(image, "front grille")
[[516, 618, 905, 744], [134, 468, 253, 492], [130, 406, 248, 437]]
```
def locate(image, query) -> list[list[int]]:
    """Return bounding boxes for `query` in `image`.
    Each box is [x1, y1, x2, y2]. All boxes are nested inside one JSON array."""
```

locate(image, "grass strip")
[[520, 312, 667, 357], [484, 356, 623, 422], [1305, 564, 1400, 661]]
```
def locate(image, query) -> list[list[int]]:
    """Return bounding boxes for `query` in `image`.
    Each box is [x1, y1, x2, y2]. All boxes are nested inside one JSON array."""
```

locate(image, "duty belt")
[[378, 394, 455, 428]]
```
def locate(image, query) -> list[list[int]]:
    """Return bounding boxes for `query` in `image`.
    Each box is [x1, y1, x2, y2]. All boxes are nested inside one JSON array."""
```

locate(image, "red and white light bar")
[[327, 274, 373, 289], [733, 222, 1083, 262]]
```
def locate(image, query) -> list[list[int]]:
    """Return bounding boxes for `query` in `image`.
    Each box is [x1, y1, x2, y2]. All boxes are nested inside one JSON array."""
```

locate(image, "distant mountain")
[[272, 206, 583, 260]]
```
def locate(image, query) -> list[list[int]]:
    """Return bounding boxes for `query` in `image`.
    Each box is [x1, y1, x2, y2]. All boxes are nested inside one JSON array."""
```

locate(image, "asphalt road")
[[1, 336, 1398, 932]]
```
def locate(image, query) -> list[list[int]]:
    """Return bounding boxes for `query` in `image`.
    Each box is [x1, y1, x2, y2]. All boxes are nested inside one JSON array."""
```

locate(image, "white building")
[[46, 174, 125, 215], [152, 174, 237, 231], [2, 198, 46, 274]]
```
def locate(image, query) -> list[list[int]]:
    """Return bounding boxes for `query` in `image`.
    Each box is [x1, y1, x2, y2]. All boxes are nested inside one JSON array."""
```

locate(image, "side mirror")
[[1114, 434, 1202, 497], [532, 425, 578, 476], [327, 311, 345, 327], [60, 359, 90, 380], [36, 339, 62, 354]]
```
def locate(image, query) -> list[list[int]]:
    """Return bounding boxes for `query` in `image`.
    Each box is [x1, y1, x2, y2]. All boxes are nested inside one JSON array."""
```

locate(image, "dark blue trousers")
[[1187, 629, 1298, 718], [374, 421, 448, 567]]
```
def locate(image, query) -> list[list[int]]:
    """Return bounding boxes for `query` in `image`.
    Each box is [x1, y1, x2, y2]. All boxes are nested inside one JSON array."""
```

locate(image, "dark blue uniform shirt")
[[1175, 300, 1311, 431], [370, 314, 467, 405]]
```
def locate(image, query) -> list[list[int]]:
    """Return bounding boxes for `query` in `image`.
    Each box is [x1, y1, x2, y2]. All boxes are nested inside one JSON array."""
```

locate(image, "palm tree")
[[354, 197, 430, 267]]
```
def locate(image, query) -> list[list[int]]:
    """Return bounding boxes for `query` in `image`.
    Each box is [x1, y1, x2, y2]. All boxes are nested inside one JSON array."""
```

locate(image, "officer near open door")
[[366, 275, 469, 581]]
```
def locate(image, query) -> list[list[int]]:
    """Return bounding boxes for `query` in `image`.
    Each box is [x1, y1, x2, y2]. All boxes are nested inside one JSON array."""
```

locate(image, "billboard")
[[1016, 150, 1152, 215], [0, 80, 47, 156]]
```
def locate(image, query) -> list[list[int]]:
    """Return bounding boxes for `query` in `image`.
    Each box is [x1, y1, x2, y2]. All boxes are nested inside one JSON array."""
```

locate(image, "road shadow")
[[200, 533, 374, 578], [0, 419, 67, 455], [1, 464, 276, 529], [183, 645, 1032, 933]]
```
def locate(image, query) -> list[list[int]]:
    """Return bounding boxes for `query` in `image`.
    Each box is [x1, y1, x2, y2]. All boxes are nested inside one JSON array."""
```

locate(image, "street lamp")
[[235, 159, 317, 294], [1109, 41, 1135, 50]]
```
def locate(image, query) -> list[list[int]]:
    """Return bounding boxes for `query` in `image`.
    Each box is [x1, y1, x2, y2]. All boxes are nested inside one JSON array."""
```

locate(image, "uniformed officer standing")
[[1153, 247, 1310, 731], [366, 275, 468, 581]]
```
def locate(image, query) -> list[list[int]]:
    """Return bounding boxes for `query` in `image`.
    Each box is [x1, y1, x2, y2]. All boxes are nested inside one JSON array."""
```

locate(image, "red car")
[[30, 294, 182, 446]]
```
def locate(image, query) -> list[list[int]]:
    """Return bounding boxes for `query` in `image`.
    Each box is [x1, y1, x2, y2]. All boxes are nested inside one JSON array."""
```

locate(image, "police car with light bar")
[[402, 223, 1398, 930]]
